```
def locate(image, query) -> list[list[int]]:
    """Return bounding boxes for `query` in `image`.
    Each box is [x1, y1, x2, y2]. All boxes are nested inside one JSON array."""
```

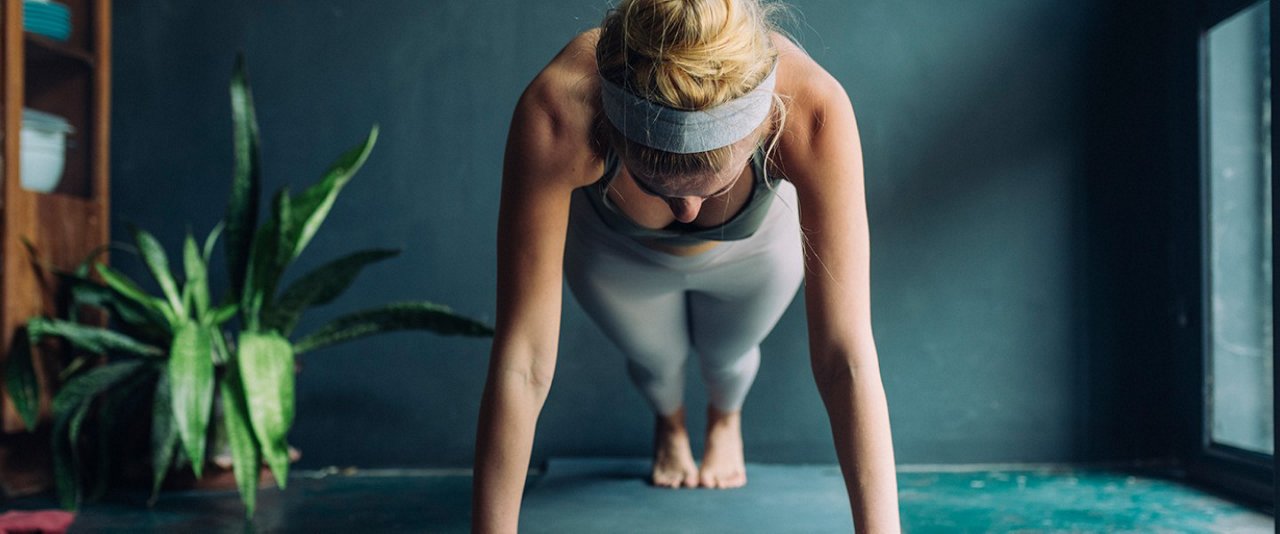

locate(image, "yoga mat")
[[520, 458, 1274, 533], [519, 457, 855, 533]]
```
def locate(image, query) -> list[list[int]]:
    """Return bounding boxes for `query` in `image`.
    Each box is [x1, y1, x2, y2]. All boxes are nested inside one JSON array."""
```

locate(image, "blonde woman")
[[473, 0, 899, 531]]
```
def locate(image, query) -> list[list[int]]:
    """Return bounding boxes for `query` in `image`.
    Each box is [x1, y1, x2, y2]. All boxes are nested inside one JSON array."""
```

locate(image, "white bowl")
[[21, 127, 65, 193]]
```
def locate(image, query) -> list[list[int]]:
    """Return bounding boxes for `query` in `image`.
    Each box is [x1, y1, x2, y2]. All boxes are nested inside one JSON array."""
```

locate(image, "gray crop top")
[[581, 146, 780, 246]]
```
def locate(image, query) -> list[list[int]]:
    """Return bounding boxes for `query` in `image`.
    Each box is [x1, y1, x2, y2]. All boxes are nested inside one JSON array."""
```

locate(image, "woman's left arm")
[[783, 71, 900, 533]]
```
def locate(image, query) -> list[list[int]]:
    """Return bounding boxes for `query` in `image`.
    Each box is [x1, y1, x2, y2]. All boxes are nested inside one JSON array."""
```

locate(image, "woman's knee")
[[697, 345, 761, 380]]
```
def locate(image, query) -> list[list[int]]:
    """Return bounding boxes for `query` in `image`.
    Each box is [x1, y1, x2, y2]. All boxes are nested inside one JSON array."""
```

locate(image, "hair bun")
[[598, 0, 779, 110]]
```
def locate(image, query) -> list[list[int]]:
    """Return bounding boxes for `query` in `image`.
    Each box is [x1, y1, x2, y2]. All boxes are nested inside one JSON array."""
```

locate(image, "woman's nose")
[[667, 197, 703, 223]]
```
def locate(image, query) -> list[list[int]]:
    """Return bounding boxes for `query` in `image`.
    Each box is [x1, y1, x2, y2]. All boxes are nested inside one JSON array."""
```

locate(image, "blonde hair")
[[596, 0, 790, 182]]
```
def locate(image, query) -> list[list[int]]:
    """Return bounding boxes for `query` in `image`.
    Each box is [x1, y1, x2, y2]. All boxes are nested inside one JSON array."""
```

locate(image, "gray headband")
[[600, 62, 778, 154]]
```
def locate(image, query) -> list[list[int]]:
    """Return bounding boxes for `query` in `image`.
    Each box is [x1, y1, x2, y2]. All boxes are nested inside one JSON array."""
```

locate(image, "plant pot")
[[110, 382, 303, 495], [160, 446, 301, 492], [117, 444, 301, 493]]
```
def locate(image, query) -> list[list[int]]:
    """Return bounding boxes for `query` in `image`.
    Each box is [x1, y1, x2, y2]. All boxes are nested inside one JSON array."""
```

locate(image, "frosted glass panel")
[[1206, 0, 1273, 455]]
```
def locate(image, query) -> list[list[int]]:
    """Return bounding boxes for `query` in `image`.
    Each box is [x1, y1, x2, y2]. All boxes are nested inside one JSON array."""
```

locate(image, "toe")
[[682, 472, 699, 488]]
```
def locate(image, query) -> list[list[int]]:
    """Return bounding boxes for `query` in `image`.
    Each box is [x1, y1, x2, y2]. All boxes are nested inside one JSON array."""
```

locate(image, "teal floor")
[[2, 458, 1272, 533]]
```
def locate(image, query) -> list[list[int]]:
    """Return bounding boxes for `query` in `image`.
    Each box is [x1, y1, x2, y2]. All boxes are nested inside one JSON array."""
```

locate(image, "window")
[[1203, 0, 1272, 456]]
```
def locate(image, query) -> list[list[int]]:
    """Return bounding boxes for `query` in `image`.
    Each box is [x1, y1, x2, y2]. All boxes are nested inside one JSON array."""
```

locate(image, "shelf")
[[23, 32, 93, 66], [30, 187, 99, 208], [0, 0, 111, 443]]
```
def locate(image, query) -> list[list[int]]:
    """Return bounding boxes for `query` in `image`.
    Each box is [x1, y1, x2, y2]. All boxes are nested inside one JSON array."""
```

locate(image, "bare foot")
[[699, 406, 746, 489], [651, 407, 699, 489]]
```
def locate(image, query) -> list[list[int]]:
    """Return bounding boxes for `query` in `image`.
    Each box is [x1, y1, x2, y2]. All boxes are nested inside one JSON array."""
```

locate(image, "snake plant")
[[4, 53, 493, 518]]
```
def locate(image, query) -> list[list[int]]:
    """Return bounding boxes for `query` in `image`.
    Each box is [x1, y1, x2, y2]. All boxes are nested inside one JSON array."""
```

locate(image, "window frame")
[[1190, 0, 1276, 507]]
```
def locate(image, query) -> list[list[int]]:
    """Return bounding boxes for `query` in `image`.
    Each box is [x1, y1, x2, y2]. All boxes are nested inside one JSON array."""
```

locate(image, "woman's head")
[[596, 0, 787, 186]]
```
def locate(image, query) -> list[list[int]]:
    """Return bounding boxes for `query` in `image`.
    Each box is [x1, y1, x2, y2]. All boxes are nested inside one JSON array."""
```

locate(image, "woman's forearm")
[[471, 356, 554, 534], [813, 355, 900, 533]]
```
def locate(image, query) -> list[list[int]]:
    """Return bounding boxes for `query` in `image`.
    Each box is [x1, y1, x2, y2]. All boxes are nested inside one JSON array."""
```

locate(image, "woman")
[[472, 0, 899, 531]]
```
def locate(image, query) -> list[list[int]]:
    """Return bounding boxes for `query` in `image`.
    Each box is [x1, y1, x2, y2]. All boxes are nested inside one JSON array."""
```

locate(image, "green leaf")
[[211, 327, 231, 367], [221, 363, 262, 518], [183, 230, 210, 319], [131, 226, 185, 318], [292, 301, 494, 355], [51, 360, 147, 509], [241, 188, 293, 331], [64, 273, 164, 334], [203, 220, 225, 265], [91, 369, 153, 502], [149, 371, 179, 505], [5, 327, 39, 431], [71, 241, 111, 279], [271, 187, 297, 306], [285, 126, 378, 263], [180, 272, 192, 319], [54, 397, 91, 509], [264, 248, 400, 336], [227, 53, 262, 304], [95, 263, 178, 329], [27, 316, 164, 358], [236, 330, 294, 489], [210, 303, 238, 326], [167, 322, 215, 479], [232, 120, 378, 333]]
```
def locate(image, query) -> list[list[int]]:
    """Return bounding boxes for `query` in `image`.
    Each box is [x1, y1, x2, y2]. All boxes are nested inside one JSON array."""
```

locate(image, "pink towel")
[[0, 510, 75, 534]]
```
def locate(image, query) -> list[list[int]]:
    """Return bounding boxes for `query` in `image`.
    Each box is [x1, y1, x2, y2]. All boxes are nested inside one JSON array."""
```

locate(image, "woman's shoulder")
[[768, 31, 859, 183], [524, 28, 602, 111], [509, 29, 607, 189]]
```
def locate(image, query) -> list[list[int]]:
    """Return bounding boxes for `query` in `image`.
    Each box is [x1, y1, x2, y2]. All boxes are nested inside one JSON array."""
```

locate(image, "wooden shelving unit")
[[0, 0, 110, 497]]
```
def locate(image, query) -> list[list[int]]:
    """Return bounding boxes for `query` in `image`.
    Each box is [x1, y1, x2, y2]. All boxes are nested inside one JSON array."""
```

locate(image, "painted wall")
[[108, 0, 1175, 468]]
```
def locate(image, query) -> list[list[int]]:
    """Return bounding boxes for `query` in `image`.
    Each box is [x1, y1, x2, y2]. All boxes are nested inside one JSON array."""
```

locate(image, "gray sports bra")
[[581, 146, 781, 246]]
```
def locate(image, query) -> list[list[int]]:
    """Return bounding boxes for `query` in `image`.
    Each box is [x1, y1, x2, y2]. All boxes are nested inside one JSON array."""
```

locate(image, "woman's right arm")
[[471, 59, 597, 534]]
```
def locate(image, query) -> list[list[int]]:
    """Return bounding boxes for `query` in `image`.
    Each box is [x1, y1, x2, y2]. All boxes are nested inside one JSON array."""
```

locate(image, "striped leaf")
[[27, 317, 164, 358], [131, 225, 185, 318], [63, 273, 165, 335], [5, 328, 38, 431], [51, 360, 147, 509], [149, 371, 180, 504], [264, 248, 400, 336], [240, 188, 292, 331], [183, 230, 210, 319], [283, 126, 378, 266], [203, 221, 224, 265], [211, 325, 231, 367], [292, 301, 494, 355], [236, 330, 294, 489], [210, 302, 238, 326], [167, 322, 214, 478], [91, 369, 152, 502], [226, 53, 262, 303], [221, 362, 262, 518], [95, 263, 178, 330]]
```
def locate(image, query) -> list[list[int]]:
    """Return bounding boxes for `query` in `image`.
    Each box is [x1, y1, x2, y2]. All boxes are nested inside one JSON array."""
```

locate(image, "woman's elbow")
[[808, 347, 882, 395]]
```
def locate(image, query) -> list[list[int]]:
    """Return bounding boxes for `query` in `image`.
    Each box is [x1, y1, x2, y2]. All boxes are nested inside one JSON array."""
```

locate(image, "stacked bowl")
[[23, 0, 71, 42]]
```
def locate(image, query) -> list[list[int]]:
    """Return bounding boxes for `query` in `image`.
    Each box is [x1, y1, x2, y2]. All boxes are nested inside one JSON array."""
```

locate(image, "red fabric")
[[0, 510, 75, 534]]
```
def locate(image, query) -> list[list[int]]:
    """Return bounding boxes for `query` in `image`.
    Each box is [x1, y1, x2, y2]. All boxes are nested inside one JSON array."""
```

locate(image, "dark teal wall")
[[109, 1, 1176, 468]]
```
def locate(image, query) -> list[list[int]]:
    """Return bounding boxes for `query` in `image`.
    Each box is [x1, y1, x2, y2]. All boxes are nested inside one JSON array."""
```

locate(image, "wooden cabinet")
[[0, 0, 110, 496]]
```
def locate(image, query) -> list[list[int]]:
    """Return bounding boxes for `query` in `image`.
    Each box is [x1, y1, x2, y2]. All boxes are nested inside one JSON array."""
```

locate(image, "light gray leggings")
[[563, 180, 805, 416]]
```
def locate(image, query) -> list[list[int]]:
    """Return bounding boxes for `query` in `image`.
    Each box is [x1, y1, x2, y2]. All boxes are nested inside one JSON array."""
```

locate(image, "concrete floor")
[[2, 458, 1273, 533]]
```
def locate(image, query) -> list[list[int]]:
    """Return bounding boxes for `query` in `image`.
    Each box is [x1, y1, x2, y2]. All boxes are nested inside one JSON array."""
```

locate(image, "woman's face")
[[624, 133, 761, 223]]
